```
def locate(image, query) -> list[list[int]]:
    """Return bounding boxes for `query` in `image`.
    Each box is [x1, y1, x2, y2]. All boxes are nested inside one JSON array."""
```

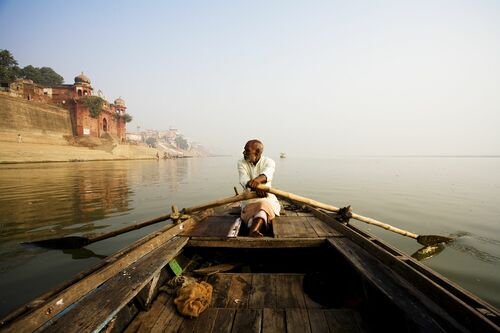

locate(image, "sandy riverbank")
[[0, 141, 159, 164]]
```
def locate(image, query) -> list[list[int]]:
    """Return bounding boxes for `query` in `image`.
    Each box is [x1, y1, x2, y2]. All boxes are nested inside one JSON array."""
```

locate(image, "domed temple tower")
[[114, 97, 126, 115], [49, 72, 128, 142], [74, 72, 93, 97], [113, 97, 127, 142]]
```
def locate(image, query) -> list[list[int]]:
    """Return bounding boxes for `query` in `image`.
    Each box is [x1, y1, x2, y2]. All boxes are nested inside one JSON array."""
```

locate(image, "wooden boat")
[[1, 197, 499, 333]]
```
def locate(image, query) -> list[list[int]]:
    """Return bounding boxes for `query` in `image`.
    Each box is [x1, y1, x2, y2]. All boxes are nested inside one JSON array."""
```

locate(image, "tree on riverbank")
[[20, 65, 64, 86], [0, 50, 20, 84], [175, 135, 189, 150], [0, 49, 63, 85]]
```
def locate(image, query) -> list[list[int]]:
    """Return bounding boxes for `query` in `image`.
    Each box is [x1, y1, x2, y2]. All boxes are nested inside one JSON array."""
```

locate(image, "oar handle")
[[256, 185, 419, 240], [90, 214, 172, 243], [350, 213, 418, 239], [182, 191, 257, 214], [91, 191, 258, 243]]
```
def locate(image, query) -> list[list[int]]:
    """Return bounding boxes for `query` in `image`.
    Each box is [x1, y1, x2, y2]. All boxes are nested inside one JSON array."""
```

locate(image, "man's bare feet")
[[249, 218, 264, 237]]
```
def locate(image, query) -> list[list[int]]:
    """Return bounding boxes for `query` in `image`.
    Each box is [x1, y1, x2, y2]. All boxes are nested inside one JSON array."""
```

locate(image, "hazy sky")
[[1, 0, 499, 156]]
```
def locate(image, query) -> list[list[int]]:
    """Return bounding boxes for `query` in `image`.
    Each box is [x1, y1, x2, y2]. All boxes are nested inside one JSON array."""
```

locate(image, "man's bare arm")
[[247, 174, 268, 197]]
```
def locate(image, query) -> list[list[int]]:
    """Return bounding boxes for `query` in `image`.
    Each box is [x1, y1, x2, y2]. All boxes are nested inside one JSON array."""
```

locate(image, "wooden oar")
[[256, 184, 453, 246], [24, 191, 257, 249]]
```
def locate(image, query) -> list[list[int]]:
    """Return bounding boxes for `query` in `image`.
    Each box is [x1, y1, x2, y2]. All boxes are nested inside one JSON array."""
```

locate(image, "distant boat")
[[280, 152, 286, 159]]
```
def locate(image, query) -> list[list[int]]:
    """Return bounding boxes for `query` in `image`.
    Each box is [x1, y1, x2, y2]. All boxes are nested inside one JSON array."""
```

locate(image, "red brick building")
[[6, 73, 129, 142], [51, 73, 127, 142]]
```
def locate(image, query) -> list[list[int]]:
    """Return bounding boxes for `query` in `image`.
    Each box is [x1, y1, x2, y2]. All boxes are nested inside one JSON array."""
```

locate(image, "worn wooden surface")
[[125, 273, 363, 332], [311, 209, 500, 332], [183, 210, 342, 241], [187, 237, 325, 248], [327, 237, 467, 332], [42, 237, 188, 333], [180, 216, 239, 237], [0, 214, 205, 333]]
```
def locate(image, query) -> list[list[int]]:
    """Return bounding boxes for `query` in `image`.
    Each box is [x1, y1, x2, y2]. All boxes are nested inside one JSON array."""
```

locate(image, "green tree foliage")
[[0, 49, 20, 84], [20, 65, 64, 86], [122, 113, 133, 123], [113, 112, 133, 123], [145, 137, 156, 147], [81, 96, 105, 118], [175, 135, 189, 150]]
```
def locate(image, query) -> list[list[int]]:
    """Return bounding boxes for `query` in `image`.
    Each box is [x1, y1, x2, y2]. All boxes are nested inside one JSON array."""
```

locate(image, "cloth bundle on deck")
[[173, 281, 213, 318]]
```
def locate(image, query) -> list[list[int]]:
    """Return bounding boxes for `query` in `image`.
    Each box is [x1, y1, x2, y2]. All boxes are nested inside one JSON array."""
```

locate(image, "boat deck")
[[181, 205, 343, 248], [125, 273, 365, 333]]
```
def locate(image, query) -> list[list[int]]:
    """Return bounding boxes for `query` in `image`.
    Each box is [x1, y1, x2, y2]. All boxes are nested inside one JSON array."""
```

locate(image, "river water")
[[0, 157, 499, 317]]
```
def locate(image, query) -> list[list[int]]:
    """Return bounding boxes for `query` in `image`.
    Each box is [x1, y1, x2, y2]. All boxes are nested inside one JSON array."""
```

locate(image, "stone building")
[[4, 72, 129, 142], [6, 79, 52, 103], [51, 73, 127, 142]]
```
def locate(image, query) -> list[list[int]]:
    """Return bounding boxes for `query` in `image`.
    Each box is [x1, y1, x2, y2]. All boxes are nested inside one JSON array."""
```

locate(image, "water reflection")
[[61, 248, 107, 260], [0, 160, 197, 270], [0, 163, 131, 245]]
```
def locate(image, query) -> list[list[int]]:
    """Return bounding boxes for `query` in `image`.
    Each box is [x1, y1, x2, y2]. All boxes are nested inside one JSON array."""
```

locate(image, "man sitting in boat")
[[238, 139, 281, 237]]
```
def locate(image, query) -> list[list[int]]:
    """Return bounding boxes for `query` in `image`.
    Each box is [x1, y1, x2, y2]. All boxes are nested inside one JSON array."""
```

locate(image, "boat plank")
[[300, 274, 323, 309], [297, 212, 314, 216], [211, 309, 236, 333], [226, 274, 253, 309], [191, 308, 218, 333], [307, 217, 342, 237], [262, 308, 285, 333], [308, 309, 330, 333], [176, 316, 197, 333], [42, 237, 188, 333], [231, 309, 262, 333], [323, 309, 362, 333], [208, 274, 233, 308], [294, 217, 317, 238], [149, 295, 183, 333], [187, 237, 324, 248], [285, 309, 312, 333], [275, 275, 306, 309], [273, 216, 294, 237], [181, 216, 238, 237], [124, 293, 171, 333], [249, 274, 276, 309]]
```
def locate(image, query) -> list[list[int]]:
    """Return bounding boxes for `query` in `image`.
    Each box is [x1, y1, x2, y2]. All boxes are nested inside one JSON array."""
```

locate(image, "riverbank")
[[0, 141, 159, 163]]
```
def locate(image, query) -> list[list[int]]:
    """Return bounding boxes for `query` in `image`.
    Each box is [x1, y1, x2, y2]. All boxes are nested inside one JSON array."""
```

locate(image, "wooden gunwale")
[[307, 206, 500, 331], [0, 210, 212, 333], [0, 223, 178, 327]]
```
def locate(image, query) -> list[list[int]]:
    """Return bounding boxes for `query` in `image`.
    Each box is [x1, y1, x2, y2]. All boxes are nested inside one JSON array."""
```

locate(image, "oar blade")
[[22, 236, 91, 249], [411, 243, 446, 261], [417, 235, 454, 246]]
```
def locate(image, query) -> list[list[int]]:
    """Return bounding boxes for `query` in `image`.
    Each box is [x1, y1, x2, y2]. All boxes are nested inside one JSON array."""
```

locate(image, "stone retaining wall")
[[0, 93, 72, 144]]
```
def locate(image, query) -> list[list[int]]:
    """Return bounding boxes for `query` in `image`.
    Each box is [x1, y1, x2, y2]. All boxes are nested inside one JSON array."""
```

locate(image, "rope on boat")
[[335, 206, 353, 223]]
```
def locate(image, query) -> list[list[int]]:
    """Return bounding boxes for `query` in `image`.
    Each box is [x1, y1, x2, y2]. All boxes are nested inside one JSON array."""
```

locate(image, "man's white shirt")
[[237, 156, 281, 216]]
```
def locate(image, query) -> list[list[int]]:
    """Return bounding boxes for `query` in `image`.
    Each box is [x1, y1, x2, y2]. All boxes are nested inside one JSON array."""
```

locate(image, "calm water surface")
[[0, 157, 499, 316]]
